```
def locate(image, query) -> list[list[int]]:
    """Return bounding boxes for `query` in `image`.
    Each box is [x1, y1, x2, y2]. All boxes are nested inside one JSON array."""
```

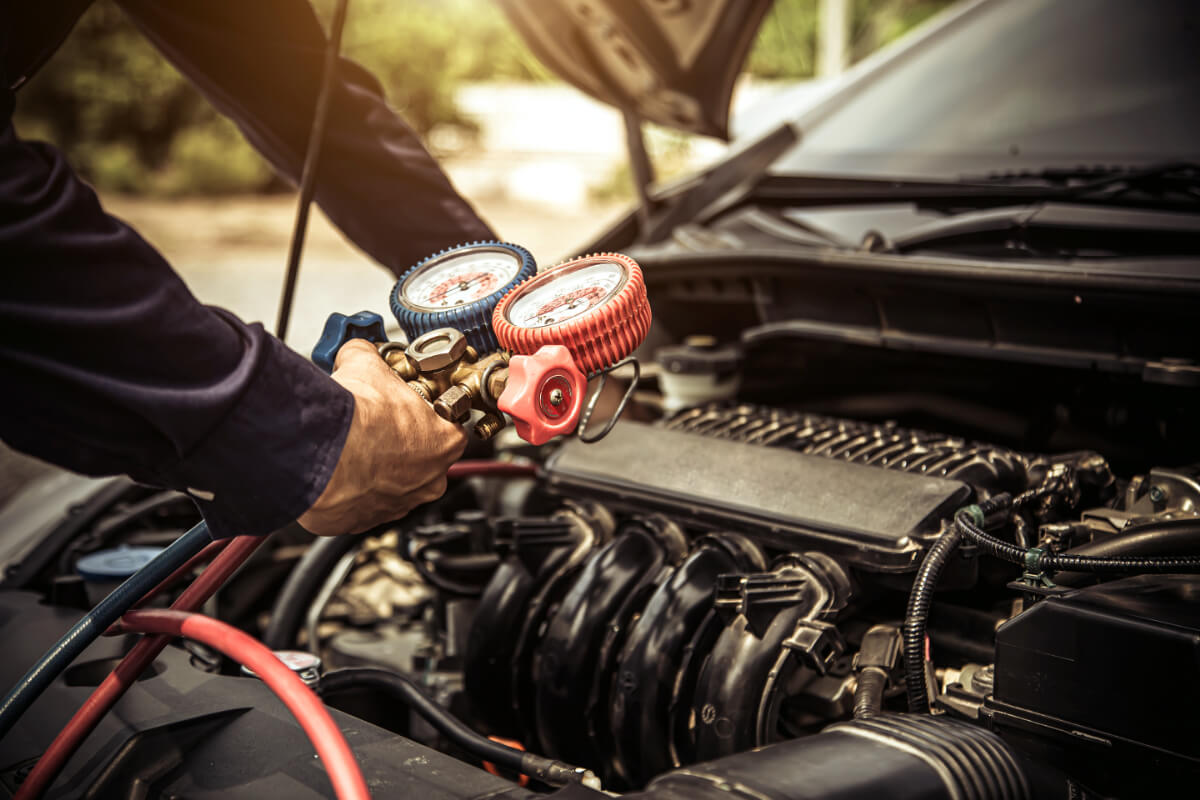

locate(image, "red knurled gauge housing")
[[492, 253, 651, 444]]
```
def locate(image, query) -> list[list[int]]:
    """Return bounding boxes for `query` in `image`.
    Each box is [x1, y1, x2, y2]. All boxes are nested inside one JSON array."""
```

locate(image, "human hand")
[[298, 339, 468, 535]]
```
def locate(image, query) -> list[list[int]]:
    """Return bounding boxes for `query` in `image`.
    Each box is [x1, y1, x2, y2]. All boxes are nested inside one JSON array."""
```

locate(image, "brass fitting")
[[473, 412, 505, 440], [406, 328, 468, 372], [433, 384, 474, 424], [380, 328, 511, 439]]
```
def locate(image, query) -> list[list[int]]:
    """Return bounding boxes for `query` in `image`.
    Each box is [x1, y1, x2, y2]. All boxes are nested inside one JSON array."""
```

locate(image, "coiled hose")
[[0, 521, 213, 741], [1055, 523, 1200, 586]]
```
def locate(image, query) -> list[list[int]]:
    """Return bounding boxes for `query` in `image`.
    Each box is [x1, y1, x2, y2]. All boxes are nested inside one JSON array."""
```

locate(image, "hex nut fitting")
[[434, 384, 474, 423], [406, 328, 467, 373]]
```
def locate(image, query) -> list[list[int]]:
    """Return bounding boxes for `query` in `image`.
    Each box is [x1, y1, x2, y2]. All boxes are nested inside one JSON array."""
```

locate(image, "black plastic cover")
[[0, 591, 535, 800], [545, 422, 970, 571], [990, 575, 1200, 797]]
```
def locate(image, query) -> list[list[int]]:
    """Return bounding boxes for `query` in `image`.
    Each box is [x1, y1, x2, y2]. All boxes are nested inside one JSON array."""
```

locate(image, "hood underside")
[[496, 0, 772, 139]]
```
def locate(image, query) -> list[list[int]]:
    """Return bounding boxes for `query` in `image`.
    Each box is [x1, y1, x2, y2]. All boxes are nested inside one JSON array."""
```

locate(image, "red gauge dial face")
[[504, 259, 627, 329], [403, 248, 522, 310], [493, 252, 651, 377]]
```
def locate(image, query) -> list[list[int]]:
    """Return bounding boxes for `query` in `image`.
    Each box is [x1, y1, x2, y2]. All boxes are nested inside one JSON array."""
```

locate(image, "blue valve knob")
[[312, 311, 389, 373]]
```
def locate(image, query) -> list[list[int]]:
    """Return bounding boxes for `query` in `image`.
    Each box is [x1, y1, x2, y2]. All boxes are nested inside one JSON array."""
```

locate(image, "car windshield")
[[771, 0, 1200, 179]]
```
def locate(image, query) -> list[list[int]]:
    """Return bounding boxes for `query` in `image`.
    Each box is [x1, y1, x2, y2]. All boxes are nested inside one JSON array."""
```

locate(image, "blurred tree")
[[13, 0, 954, 196], [11, 1, 265, 194], [750, 0, 954, 78], [14, 0, 546, 195]]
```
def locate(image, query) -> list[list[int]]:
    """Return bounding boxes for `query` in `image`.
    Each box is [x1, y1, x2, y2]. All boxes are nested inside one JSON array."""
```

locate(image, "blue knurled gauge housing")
[[390, 241, 536, 354]]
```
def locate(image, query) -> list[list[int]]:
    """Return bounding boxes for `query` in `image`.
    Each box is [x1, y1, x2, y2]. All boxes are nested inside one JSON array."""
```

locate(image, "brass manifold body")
[[377, 328, 510, 440]]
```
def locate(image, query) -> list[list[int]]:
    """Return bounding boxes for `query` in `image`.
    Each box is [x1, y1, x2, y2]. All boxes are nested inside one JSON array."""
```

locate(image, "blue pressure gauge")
[[391, 241, 536, 353]]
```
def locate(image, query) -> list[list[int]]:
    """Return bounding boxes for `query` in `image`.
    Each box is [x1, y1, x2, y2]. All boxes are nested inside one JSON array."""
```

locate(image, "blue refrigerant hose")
[[0, 520, 213, 741]]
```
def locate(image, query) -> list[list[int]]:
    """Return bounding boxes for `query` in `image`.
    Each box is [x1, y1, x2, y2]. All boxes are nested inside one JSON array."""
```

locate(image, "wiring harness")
[[904, 484, 1200, 713]]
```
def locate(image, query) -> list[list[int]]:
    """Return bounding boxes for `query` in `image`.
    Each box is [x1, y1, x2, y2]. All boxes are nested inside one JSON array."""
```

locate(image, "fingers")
[[332, 337, 389, 375], [413, 474, 450, 505], [304, 337, 470, 537]]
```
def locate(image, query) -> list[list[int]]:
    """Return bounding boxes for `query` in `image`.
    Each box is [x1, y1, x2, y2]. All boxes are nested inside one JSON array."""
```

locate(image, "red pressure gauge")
[[492, 253, 651, 444]]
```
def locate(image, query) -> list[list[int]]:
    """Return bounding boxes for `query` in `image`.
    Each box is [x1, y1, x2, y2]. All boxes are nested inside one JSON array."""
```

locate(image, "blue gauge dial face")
[[402, 248, 522, 311]]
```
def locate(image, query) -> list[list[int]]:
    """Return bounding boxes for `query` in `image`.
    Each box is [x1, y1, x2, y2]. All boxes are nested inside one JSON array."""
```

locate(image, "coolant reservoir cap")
[[241, 650, 323, 688], [75, 546, 165, 582], [657, 336, 741, 375]]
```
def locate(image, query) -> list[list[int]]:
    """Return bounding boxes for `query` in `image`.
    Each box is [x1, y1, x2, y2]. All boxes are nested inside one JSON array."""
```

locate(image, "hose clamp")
[[1020, 547, 1056, 589]]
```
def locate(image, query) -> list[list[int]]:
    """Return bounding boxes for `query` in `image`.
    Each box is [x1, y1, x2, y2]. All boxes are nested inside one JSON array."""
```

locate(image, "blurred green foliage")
[[749, 0, 954, 77], [14, 0, 952, 196], [13, 2, 274, 195]]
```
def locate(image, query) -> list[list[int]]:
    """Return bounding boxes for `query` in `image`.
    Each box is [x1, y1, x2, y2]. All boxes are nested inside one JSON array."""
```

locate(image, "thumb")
[[331, 337, 390, 376]]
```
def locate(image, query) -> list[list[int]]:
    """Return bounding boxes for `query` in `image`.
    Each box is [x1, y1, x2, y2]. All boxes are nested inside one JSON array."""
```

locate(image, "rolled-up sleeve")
[[0, 111, 353, 538]]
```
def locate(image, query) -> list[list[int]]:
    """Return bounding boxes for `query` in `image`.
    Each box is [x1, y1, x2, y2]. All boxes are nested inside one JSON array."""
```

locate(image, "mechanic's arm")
[[0, 112, 466, 539], [116, 0, 495, 276]]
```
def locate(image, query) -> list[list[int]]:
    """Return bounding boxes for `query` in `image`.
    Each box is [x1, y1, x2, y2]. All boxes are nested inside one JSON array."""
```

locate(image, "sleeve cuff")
[[158, 329, 354, 539]]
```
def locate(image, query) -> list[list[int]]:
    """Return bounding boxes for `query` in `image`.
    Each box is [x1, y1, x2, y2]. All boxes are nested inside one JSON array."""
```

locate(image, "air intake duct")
[[621, 714, 1030, 800]]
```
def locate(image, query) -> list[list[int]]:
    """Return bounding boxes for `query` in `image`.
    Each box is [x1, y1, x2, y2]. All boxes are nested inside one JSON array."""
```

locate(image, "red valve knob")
[[492, 253, 651, 376], [498, 345, 587, 445]]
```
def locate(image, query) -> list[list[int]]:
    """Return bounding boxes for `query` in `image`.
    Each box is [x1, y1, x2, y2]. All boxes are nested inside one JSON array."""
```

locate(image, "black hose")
[[263, 532, 363, 649], [275, 0, 350, 340], [902, 522, 963, 713], [319, 667, 597, 787], [57, 491, 196, 574], [955, 499, 1200, 575], [853, 667, 888, 718], [408, 547, 498, 596], [1056, 523, 1200, 586], [903, 493, 1012, 713], [0, 521, 212, 741]]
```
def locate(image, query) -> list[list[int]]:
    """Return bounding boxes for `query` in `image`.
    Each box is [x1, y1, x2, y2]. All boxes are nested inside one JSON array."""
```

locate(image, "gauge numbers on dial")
[[504, 258, 628, 329], [402, 247, 523, 311]]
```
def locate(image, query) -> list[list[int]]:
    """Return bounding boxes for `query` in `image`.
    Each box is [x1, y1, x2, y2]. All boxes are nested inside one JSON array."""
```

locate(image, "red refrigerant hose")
[[80, 610, 368, 800], [21, 461, 531, 797], [16, 536, 265, 800], [129, 537, 230, 610], [447, 459, 537, 479]]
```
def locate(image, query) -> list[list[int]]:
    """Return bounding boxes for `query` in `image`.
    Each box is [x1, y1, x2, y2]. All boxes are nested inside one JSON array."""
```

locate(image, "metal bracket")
[[577, 357, 641, 444]]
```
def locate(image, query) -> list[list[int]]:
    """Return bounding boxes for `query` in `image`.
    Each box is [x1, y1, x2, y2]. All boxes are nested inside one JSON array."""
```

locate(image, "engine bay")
[[2, 349, 1197, 798]]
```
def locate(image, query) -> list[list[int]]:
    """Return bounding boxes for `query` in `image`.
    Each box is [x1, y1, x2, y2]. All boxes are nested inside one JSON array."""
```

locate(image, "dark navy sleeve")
[[115, 0, 496, 276], [0, 106, 354, 538]]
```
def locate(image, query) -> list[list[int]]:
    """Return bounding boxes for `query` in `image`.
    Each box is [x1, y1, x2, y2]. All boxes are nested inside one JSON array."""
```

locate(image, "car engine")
[[3, 342, 1197, 799]]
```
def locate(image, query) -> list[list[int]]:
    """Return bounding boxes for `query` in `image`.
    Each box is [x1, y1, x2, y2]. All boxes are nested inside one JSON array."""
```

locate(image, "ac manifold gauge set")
[[313, 242, 652, 445]]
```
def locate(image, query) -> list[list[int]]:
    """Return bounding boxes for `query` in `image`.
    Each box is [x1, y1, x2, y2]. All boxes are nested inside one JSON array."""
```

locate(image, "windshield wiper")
[[875, 202, 1200, 259], [745, 163, 1200, 214], [970, 162, 1200, 204]]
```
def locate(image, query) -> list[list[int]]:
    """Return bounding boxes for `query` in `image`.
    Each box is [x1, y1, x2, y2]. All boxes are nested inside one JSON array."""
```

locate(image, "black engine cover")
[[546, 421, 969, 572]]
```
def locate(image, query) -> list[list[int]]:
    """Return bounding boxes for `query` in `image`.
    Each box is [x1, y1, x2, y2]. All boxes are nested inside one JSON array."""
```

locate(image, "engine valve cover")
[[545, 421, 970, 572]]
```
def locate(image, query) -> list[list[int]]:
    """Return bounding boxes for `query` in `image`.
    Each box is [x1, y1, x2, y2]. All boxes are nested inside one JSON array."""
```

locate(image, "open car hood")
[[495, 0, 772, 139]]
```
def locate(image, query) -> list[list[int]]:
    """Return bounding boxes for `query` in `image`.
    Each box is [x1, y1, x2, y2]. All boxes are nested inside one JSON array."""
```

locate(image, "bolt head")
[[548, 387, 565, 406], [406, 328, 467, 372], [1149, 485, 1168, 504], [434, 385, 474, 422]]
